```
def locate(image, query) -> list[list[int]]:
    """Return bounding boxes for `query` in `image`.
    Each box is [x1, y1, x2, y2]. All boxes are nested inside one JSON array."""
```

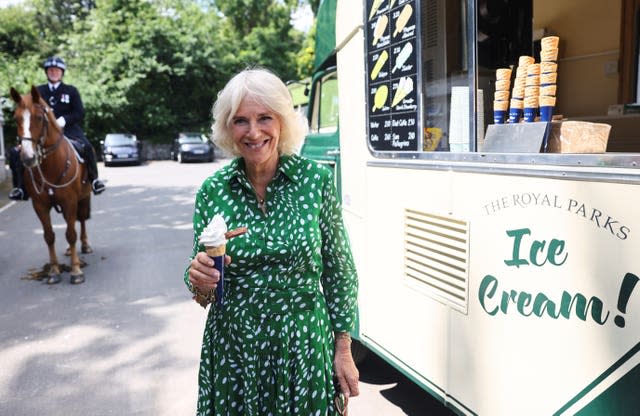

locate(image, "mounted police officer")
[[8, 56, 106, 200]]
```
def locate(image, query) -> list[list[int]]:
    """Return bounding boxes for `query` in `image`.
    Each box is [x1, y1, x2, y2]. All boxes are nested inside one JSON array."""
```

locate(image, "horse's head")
[[10, 86, 60, 167]]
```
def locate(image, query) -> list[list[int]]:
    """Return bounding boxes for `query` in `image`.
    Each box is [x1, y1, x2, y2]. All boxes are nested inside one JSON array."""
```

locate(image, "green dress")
[[184, 154, 358, 416]]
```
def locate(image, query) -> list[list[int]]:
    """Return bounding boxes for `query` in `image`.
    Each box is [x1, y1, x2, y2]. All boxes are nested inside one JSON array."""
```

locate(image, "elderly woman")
[[185, 68, 359, 415]]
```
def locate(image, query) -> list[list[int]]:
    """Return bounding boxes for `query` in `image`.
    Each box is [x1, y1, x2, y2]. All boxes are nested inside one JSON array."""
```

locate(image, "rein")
[[21, 104, 80, 195]]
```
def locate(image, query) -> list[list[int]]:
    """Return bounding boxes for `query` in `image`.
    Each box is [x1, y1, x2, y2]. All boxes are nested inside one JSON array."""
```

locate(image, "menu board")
[[365, 0, 420, 151]]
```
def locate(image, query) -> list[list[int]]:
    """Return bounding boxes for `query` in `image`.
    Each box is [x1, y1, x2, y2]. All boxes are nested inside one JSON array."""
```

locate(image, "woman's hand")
[[188, 252, 231, 293], [333, 333, 360, 398]]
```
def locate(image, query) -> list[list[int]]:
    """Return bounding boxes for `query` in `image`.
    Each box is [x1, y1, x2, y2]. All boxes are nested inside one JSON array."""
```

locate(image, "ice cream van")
[[303, 0, 640, 414]]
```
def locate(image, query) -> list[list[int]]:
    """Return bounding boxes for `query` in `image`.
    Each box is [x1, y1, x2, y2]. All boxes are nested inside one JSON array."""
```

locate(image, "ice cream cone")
[[510, 98, 524, 109], [540, 48, 558, 62], [495, 79, 510, 91], [541, 72, 557, 84], [540, 95, 556, 107], [494, 100, 509, 111], [540, 62, 558, 74], [206, 244, 226, 257], [541, 36, 559, 50], [518, 56, 535, 67], [495, 90, 510, 101], [496, 68, 512, 81], [512, 85, 525, 99], [540, 85, 557, 97], [525, 86, 540, 97], [526, 63, 540, 76], [525, 75, 540, 86]]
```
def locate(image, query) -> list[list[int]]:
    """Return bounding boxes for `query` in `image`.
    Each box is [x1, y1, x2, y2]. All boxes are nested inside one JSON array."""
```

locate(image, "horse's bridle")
[[19, 103, 78, 193], [18, 104, 63, 165]]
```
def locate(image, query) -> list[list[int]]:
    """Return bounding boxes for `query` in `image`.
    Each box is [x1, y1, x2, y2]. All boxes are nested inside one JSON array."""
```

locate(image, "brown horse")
[[10, 86, 92, 285]]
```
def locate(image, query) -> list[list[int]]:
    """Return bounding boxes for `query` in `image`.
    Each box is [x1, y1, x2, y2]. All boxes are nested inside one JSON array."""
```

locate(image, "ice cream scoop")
[[392, 76, 413, 107], [372, 14, 388, 46], [392, 42, 413, 73], [393, 4, 413, 37], [199, 214, 227, 247], [372, 85, 388, 112]]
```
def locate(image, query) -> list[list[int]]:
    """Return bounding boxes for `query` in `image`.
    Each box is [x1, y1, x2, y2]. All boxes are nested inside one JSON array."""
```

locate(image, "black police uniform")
[[36, 82, 100, 186]]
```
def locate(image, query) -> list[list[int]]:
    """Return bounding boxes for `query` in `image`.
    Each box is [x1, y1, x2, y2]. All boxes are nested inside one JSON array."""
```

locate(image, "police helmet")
[[43, 56, 66, 72]]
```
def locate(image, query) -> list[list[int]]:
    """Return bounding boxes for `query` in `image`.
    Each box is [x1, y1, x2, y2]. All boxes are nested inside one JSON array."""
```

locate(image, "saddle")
[[65, 137, 85, 164]]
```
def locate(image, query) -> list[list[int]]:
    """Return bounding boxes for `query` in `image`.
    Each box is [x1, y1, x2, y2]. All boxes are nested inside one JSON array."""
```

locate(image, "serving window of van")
[[365, 0, 640, 160]]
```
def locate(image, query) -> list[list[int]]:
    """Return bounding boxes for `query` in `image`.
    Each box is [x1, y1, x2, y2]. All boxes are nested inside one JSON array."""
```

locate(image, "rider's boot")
[[8, 187, 28, 201], [84, 145, 105, 195]]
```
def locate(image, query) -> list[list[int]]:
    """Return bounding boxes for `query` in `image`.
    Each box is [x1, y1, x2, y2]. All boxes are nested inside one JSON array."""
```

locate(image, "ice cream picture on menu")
[[197, 214, 247, 308]]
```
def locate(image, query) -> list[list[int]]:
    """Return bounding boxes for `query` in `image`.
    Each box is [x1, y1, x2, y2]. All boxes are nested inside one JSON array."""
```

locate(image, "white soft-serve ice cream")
[[194, 215, 247, 308], [199, 214, 227, 255]]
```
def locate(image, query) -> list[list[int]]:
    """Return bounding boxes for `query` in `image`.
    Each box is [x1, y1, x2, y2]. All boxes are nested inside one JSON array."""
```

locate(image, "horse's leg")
[[79, 196, 92, 254], [62, 200, 84, 284], [32, 202, 61, 284], [79, 220, 92, 253]]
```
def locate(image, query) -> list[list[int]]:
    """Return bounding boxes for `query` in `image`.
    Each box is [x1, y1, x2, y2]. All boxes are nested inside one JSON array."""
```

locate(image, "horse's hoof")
[[82, 245, 93, 254], [70, 274, 85, 285], [47, 275, 62, 284]]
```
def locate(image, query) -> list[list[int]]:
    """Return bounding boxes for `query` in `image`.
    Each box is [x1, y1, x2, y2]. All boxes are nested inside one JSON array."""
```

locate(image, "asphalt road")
[[0, 159, 455, 416]]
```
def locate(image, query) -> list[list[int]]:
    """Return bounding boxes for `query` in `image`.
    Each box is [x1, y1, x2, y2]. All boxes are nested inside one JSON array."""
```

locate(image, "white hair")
[[211, 67, 308, 156]]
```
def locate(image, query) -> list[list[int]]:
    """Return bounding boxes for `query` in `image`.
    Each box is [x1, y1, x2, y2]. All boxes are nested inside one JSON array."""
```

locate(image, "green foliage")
[[0, 0, 317, 146]]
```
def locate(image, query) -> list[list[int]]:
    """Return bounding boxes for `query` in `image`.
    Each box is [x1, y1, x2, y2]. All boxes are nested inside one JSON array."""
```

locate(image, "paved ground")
[[0, 160, 456, 415]]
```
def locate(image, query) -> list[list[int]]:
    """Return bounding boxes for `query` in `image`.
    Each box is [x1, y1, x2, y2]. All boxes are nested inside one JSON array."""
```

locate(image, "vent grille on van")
[[404, 209, 469, 313]]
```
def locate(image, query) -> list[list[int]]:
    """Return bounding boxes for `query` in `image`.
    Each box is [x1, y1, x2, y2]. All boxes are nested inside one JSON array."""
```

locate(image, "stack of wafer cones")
[[539, 36, 559, 121], [493, 68, 511, 124], [507, 56, 533, 123], [523, 63, 540, 121]]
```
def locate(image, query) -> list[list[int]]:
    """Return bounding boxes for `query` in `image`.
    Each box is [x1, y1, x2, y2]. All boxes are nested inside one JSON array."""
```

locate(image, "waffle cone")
[[541, 36, 559, 50], [515, 66, 527, 79], [526, 63, 540, 76], [540, 85, 557, 97], [540, 95, 556, 106], [540, 48, 558, 62], [518, 56, 535, 67], [525, 75, 540, 86], [496, 68, 512, 81], [524, 96, 539, 108], [511, 86, 525, 99], [510, 98, 524, 109], [205, 244, 226, 257], [495, 90, 510, 101], [495, 80, 510, 91], [540, 62, 558, 74], [494, 100, 509, 111], [541, 72, 557, 84], [525, 86, 540, 97]]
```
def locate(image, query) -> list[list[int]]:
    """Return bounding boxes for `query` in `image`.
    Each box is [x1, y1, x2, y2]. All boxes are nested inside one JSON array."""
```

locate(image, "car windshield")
[[105, 134, 136, 145], [179, 134, 205, 144]]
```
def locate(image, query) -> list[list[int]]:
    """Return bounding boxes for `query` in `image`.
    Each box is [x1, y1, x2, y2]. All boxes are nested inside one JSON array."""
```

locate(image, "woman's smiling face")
[[230, 97, 281, 168]]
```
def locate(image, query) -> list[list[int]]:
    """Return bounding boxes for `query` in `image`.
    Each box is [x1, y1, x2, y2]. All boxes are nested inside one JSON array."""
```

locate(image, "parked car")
[[170, 132, 214, 163], [100, 133, 141, 167]]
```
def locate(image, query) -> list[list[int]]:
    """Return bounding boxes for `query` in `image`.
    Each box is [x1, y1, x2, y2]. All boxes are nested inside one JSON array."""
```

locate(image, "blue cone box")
[[524, 107, 538, 122], [508, 108, 523, 123], [540, 106, 554, 122], [493, 110, 506, 124]]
